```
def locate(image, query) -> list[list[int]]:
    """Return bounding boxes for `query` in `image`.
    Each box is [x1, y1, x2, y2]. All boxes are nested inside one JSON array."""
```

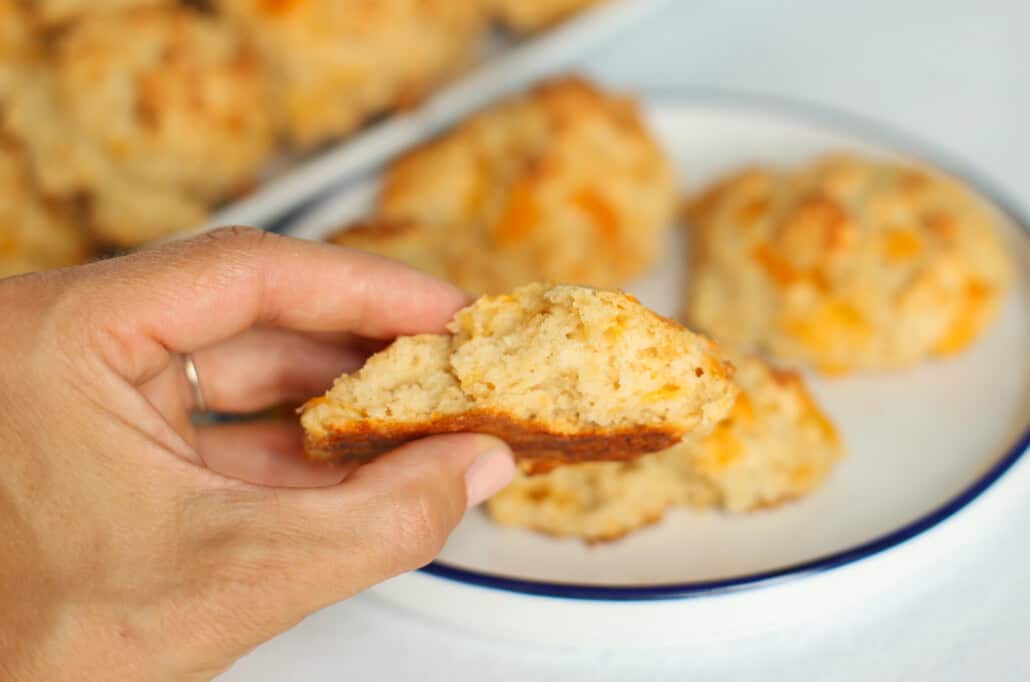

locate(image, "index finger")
[[73, 227, 468, 383]]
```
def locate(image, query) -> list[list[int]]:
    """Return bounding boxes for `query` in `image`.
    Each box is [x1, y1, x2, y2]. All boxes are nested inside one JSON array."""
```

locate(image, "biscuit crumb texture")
[[302, 283, 737, 468], [329, 77, 676, 294], [685, 154, 1011, 373], [487, 354, 843, 541]]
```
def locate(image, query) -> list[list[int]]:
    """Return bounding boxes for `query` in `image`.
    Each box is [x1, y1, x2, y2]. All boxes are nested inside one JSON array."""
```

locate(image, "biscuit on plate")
[[684, 154, 1011, 374], [490, 0, 606, 31], [330, 77, 677, 294], [329, 219, 451, 282], [329, 218, 543, 297], [487, 354, 843, 541], [0, 139, 91, 278], [4, 6, 277, 246], [301, 283, 737, 471], [217, 0, 484, 148], [328, 217, 536, 297]]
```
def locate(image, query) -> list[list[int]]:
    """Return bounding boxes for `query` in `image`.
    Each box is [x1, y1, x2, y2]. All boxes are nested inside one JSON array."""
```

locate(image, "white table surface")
[[221, 1, 1030, 679]]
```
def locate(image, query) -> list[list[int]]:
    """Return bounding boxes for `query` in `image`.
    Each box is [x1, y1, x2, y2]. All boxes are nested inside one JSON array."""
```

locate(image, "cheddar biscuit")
[[301, 283, 737, 470], [684, 154, 1011, 373], [331, 77, 676, 294], [329, 218, 539, 297]]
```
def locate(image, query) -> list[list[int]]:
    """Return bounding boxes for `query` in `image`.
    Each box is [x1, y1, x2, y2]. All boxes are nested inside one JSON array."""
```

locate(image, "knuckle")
[[203, 224, 271, 247], [200, 225, 280, 263]]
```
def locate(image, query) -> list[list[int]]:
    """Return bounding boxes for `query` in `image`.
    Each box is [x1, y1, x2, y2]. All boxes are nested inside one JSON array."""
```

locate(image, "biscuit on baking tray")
[[487, 354, 843, 541], [0, 140, 91, 278], [26, 0, 170, 27], [490, 0, 606, 31], [684, 154, 1011, 373], [217, 0, 484, 148], [4, 6, 276, 246], [331, 77, 676, 294], [301, 283, 738, 471]]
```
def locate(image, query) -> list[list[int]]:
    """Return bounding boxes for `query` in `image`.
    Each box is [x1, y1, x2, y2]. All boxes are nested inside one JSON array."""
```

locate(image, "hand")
[[0, 227, 515, 681]]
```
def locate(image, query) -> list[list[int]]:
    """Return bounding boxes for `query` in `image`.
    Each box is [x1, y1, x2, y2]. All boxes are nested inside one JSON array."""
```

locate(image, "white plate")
[[283, 94, 1030, 646]]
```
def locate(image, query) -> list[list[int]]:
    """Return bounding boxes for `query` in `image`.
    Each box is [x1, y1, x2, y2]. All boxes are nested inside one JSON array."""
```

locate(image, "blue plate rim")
[[415, 89, 1030, 602]]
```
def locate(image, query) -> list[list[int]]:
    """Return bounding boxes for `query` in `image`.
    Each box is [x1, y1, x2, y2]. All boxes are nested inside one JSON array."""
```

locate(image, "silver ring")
[[182, 354, 208, 413]]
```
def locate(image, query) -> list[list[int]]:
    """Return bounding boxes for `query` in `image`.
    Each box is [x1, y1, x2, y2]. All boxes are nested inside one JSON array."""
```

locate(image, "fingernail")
[[464, 438, 515, 508]]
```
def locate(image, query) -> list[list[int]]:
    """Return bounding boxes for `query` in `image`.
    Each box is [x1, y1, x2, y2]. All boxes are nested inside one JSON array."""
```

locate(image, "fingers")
[[163, 434, 512, 669], [72, 227, 469, 385], [275, 434, 515, 610], [186, 328, 365, 413], [194, 420, 350, 488]]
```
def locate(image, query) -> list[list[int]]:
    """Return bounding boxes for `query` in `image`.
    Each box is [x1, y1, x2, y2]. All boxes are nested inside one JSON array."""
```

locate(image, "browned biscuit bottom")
[[303, 409, 682, 474]]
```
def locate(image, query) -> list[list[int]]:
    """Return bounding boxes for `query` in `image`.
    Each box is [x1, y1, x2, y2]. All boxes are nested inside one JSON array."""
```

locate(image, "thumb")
[[278, 433, 515, 611]]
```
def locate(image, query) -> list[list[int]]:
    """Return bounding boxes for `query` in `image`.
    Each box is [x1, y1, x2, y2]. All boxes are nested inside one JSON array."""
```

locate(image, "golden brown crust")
[[304, 408, 681, 472]]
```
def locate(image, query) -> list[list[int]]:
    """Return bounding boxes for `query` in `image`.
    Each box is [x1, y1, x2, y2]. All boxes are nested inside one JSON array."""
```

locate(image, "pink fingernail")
[[464, 443, 515, 508]]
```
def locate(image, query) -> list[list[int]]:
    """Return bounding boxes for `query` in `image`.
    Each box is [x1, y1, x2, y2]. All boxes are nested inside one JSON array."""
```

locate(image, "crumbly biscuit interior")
[[304, 283, 736, 437]]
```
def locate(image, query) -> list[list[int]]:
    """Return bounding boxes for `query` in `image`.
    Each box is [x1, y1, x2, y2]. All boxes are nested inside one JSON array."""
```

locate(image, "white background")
[[221, 1, 1030, 679]]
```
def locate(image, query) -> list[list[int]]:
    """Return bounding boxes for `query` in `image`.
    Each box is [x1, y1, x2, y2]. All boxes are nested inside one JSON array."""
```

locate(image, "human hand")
[[0, 227, 515, 681]]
